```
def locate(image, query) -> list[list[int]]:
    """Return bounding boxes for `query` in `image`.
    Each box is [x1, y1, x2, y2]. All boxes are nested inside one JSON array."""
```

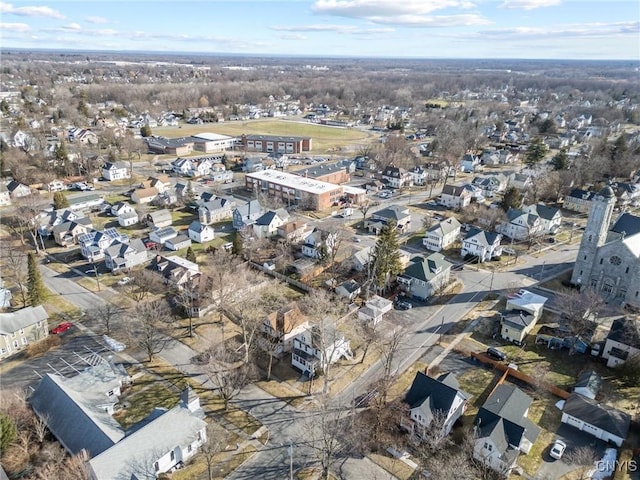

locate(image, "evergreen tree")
[[53, 191, 70, 210], [232, 230, 243, 257], [371, 222, 403, 291], [550, 148, 569, 170], [185, 246, 197, 263], [184, 180, 195, 204], [27, 252, 46, 306], [500, 186, 523, 212], [524, 137, 548, 167], [140, 125, 152, 137], [0, 99, 9, 114], [54, 141, 69, 164], [0, 413, 16, 452]]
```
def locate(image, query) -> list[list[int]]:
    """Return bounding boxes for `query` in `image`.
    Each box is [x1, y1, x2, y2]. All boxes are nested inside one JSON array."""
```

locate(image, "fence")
[[471, 351, 570, 400], [249, 261, 312, 292]]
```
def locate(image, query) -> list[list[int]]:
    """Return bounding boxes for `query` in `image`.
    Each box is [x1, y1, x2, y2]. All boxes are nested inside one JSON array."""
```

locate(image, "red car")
[[51, 322, 73, 334]]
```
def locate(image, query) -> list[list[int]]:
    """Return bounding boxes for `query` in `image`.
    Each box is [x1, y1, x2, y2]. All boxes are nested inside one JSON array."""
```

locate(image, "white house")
[[602, 317, 640, 368], [118, 210, 139, 227], [401, 372, 469, 442], [29, 369, 207, 480], [461, 228, 503, 262], [496, 208, 543, 241], [252, 208, 290, 239], [357, 295, 393, 325], [439, 184, 471, 210], [381, 166, 412, 189], [473, 384, 540, 475], [188, 221, 214, 243], [166, 234, 192, 251], [146, 209, 173, 229], [6, 180, 31, 199], [365, 205, 412, 235], [302, 228, 337, 259], [131, 187, 159, 205], [561, 393, 630, 447], [292, 323, 352, 375], [0, 184, 11, 206], [423, 217, 461, 252], [149, 227, 179, 245], [110, 201, 135, 217], [47, 180, 66, 192], [500, 289, 548, 344], [522, 204, 562, 234], [78, 228, 126, 261], [101, 162, 130, 181], [335, 279, 361, 301], [198, 197, 236, 224], [573, 371, 602, 400]]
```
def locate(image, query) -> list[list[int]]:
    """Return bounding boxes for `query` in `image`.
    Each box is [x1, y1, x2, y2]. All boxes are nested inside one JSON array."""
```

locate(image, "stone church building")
[[571, 186, 640, 308]]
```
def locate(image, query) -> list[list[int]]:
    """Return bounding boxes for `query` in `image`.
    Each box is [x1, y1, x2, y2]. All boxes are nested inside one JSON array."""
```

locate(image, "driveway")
[[535, 424, 609, 480]]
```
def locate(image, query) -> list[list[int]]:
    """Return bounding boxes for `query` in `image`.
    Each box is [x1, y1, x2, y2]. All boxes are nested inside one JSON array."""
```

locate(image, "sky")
[[1, 0, 639, 60]]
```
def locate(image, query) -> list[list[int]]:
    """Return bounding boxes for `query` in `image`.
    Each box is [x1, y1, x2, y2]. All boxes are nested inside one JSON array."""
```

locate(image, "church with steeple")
[[571, 186, 640, 308]]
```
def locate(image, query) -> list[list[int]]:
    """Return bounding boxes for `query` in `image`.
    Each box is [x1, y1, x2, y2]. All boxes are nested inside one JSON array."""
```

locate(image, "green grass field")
[[152, 118, 375, 153]]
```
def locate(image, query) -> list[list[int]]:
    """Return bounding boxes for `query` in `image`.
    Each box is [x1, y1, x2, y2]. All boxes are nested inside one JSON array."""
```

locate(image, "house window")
[[625, 267, 629, 273], [170, 450, 175, 461], [154, 462, 159, 472], [198, 431, 202, 442], [187, 444, 192, 453], [599, 258, 603, 265], [21, 338, 27, 345], [13, 341, 18, 349]]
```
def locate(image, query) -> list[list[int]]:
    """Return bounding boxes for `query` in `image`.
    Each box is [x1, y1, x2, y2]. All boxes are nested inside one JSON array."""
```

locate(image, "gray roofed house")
[[232, 199, 265, 230], [496, 208, 543, 241], [29, 373, 125, 457], [166, 234, 192, 251], [602, 317, 640, 367], [145, 209, 173, 229], [149, 226, 179, 245], [397, 253, 452, 301], [573, 371, 602, 400], [461, 227, 503, 262], [188, 220, 215, 243], [522, 203, 562, 234], [30, 369, 207, 480], [198, 196, 236, 224], [401, 371, 469, 441], [104, 239, 148, 272], [52, 217, 93, 247], [365, 204, 411, 234], [561, 393, 630, 447], [253, 208, 290, 239], [500, 310, 536, 344], [423, 217, 461, 252], [0, 305, 49, 360], [609, 212, 640, 238], [335, 279, 361, 301], [473, 384, 540, 475], [564, 188, 596, 213]]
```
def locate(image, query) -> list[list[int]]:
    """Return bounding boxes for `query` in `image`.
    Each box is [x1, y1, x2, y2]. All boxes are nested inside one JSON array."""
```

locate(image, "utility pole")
[[288, 441, 293, 480], [490, 269, 495, 293]]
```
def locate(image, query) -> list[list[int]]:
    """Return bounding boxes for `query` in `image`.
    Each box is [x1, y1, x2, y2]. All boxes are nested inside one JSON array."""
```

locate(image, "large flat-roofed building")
[[146, 133, 235, 155], [191, 133, 236, 152], [246, 170, 342, 211], [241, 134, 312, 154]]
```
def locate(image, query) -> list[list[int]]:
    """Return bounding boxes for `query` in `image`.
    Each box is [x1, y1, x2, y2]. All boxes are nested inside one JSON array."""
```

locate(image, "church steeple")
[[571, 186, 616, 288]]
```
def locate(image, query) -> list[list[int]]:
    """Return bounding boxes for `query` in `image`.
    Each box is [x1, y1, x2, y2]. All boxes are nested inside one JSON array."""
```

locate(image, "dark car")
[[452, 264, 464, 271], [396, 300, 413, 310], [52, 322, 73, 334], [486, 347, 507, 361]]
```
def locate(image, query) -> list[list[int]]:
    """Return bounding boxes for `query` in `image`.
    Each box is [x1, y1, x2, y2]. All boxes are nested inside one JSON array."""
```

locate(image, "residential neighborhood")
[[0, 50, 638, 480]]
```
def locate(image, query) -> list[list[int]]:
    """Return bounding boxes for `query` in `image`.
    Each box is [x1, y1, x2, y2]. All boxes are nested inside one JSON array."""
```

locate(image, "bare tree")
[[227, 297, 263, 365], [201, 422, 231, 480], [205, 248, 248, 325], [306, 399, 349, 480], [91, 303, 126, 336], [355, 319, 380, 364], [123, 269, 162, 306], [0, 245, 28, 307], [358, 199, 373, 228], [376, 326, 405, 402], [559, 288, 612, 354], [204, 342, 256, 411], [173, 278, 208, 338], [564, 446, 598, 480], [127, 300, 173, 362]]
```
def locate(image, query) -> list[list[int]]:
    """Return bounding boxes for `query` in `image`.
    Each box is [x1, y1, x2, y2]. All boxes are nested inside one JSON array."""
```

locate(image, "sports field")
[[152, 118, 375, 154]]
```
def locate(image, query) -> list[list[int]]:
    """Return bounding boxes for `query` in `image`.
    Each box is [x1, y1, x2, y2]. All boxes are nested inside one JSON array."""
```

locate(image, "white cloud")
[[311, 0, 487, 27], [278, 33, 308, 41], [62, 22, 81, 31], [0, 22, 30, 32], [499, 0, 561, 10], [366, 13, 490, 26], [475, 21, 639, 39], [0, 2, 65, 19], [312, 0, 477, 17], [85, 16, 108, 24], [271, 24, 395, 34]]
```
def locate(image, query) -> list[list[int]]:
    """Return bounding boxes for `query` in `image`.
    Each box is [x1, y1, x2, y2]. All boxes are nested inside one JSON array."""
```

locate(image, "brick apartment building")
[[245, 170, 342, 211], [240, 134, 312, 154]]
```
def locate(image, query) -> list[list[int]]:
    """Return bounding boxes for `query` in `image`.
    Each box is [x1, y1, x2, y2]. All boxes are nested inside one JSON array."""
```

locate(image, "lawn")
[[386, 361, 427, 401], [457, 367, 499, 412], [367, 452, 416, 480], [153, 118, 374, 153], [255, 380, 307, 408], [171, 208, 196, 227]]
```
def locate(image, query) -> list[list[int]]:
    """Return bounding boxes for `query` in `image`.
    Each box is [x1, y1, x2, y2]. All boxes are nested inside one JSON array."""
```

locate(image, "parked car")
[[486, 347, 507, 361], [143, 239, 158, 249], [549, 439, 567, 460], [452, 264, 464, 271], [396, 300, 413, 310], [85, 268, 98, 275], [52, 322, 73, 334], [117, 276, 133, 286]]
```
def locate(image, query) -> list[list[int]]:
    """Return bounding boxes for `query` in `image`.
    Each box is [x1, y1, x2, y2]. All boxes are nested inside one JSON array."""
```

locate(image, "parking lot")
[[1, 328, 116, 392]]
